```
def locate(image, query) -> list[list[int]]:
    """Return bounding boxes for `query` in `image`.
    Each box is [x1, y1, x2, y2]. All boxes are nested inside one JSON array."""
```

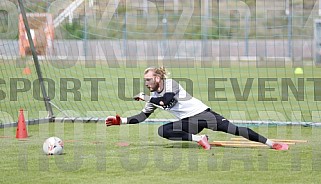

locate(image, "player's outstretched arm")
[[105, 92, 154, 127], [105, 112, 151, 126]]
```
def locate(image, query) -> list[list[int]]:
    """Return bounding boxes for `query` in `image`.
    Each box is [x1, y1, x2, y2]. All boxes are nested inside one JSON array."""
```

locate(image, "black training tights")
[[158, 109, 267, 144]]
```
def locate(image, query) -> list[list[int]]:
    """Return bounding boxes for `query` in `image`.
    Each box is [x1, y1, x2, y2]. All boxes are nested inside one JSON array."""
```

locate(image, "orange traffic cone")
[[16, 109, 28, 139], [23, 67, 31, 75]]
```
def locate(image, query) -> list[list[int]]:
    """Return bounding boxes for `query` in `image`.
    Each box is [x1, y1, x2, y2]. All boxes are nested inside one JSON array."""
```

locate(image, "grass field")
[[1, 122, 321, 183], [1, 61, 321, 123], [1, 61, 321, 183]]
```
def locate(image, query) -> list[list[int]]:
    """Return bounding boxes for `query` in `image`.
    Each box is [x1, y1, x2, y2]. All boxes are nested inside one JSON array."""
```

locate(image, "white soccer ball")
[[43, 137, 64, 155]]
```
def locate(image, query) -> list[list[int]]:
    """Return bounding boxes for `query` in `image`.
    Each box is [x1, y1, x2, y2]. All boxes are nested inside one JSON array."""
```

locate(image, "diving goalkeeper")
[[106, 67, 288, 150]]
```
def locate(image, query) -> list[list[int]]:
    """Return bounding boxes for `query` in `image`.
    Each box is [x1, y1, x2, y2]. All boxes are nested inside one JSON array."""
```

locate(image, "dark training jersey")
[[142, 79, 209, 119]]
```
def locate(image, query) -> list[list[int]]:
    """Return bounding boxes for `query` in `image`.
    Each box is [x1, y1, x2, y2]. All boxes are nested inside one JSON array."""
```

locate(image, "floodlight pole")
[[319, 0, 321, 16], [286, 0, 292, 58], [17, 0, 54, 119], [244, 12, 250, 57], [84, 0, 88, 59], [123, 12, 127, 58], [162, 2, 168, 57], [201, 0, 209, 58]]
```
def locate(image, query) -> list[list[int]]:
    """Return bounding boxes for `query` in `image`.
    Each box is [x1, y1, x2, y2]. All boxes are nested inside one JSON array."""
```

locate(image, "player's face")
[[144, 71, 160, 92]]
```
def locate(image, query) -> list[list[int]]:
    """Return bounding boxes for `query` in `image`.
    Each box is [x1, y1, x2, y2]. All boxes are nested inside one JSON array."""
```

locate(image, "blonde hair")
[[144, 66, 169, 79]]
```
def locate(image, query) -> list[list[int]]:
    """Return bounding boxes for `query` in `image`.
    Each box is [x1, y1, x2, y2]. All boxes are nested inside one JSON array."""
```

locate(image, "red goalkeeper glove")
[[105, 115, 122, 126]]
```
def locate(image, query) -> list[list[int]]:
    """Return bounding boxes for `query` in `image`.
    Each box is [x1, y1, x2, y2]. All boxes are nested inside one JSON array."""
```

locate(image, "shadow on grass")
[[163, 142, 199, 149], [118, 141, 201, 150]]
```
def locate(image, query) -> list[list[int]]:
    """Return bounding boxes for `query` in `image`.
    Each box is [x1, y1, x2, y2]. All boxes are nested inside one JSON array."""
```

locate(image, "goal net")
[[0, 0, 321, 126]]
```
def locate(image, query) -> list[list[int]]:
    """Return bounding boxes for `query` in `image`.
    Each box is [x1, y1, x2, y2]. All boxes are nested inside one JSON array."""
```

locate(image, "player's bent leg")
[[158, 121, 211, 150], [158, 122, 191, 141]]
